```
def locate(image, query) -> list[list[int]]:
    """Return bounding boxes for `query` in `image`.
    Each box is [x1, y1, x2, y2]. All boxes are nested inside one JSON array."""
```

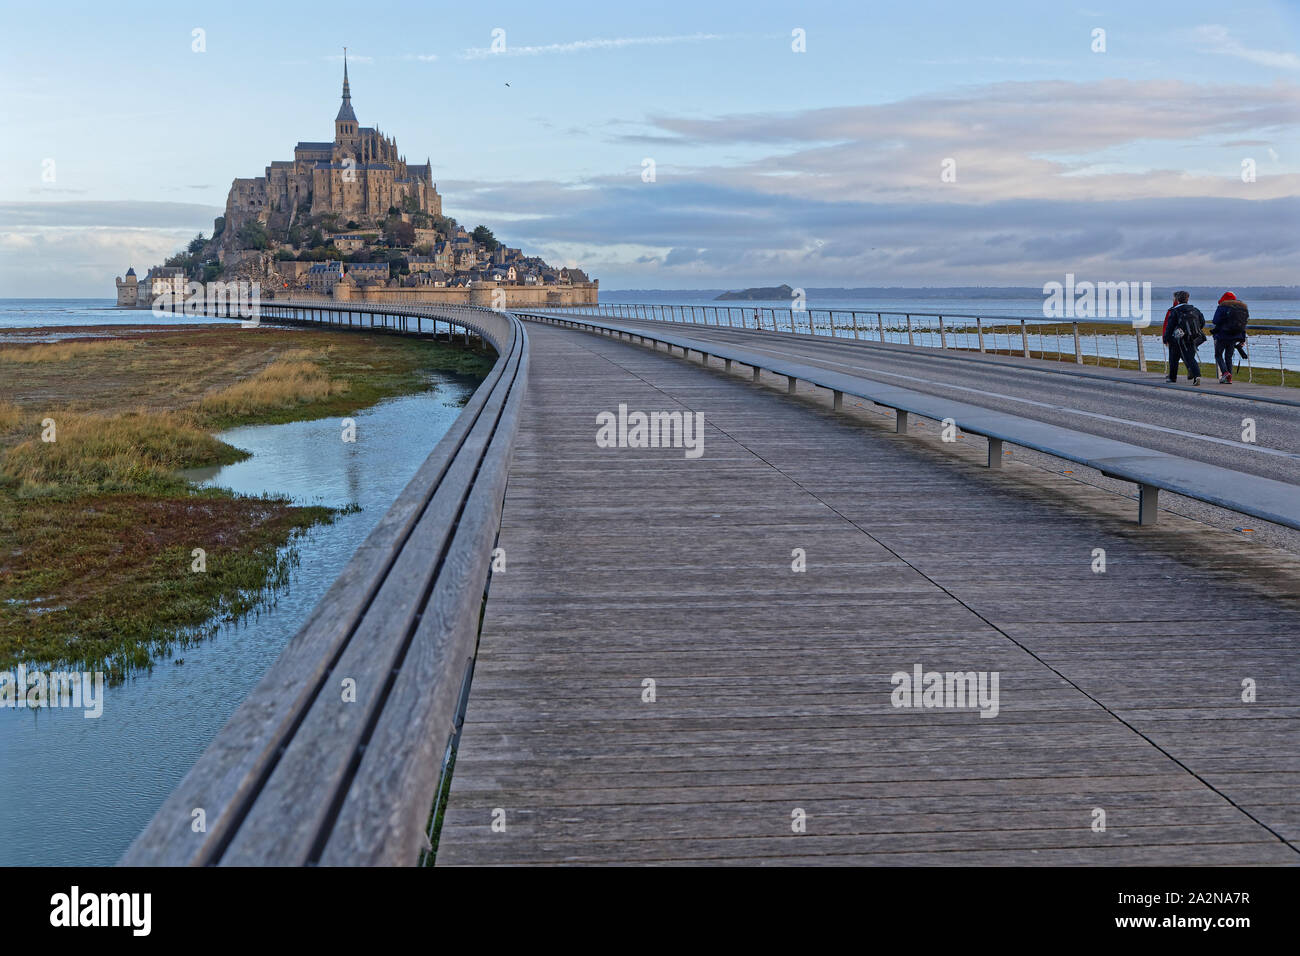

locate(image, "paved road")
[[595, 322, 1300, 485], [436, 321, 1300, 865]]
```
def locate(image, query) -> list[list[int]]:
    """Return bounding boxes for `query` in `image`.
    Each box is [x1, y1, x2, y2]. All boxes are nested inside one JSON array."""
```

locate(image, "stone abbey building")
[[223, 54, 440, 238], [116, 53, 598, 309]]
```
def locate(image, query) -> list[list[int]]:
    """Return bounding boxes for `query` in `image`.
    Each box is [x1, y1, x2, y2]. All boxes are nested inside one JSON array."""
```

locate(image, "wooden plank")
[[436, 320, 1300, 866]]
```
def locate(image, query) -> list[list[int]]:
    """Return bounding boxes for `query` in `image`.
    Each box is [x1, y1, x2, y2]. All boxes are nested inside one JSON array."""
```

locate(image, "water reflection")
[[0, 376, 476, 866]]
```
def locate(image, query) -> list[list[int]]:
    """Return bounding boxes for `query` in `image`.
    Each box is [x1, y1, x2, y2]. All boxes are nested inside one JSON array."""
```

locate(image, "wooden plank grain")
[[435, 319, 1300, 866]]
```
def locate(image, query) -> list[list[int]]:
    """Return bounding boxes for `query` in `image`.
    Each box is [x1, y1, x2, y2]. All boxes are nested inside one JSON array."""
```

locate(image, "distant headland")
[[116, 52, 596, 311], [715, 284, 795, 301]]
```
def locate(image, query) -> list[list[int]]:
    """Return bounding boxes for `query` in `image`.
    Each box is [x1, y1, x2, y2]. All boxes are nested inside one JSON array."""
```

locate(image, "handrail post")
[[906, 314, 914, 347], [851, 311, 860, 340], [1073, 322, 1083, 364], [938, 315, 947, 349], [878, 312, 884, 342], [1020, 319, 1030, 358], [1134, 327, 1147, 372], [976, 316, 985, 353]]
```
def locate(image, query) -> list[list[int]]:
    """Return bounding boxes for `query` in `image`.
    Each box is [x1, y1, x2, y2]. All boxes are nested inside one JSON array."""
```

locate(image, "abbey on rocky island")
[[224, 52, 440, 237], [116, 52, 597, 309]]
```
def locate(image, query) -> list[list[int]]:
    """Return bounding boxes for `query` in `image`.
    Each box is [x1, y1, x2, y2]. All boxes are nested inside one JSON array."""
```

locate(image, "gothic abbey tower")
[[221, 53, 441, 244], [122, 49, 597, 308]]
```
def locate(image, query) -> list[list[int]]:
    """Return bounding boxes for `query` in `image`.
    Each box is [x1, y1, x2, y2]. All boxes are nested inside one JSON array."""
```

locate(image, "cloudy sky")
[[1, 0, 1297, 295]]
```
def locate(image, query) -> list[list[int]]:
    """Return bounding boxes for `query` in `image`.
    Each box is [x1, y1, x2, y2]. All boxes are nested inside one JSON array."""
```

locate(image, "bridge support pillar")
[[787, 376, 797, 395], [752, 366, 761, 382], [895, 409, 909, 434], [724, 358, 732, 372], [833, 389, 843, 410], [1139, 484, 1160, 526], [987, 438, 1003, 468]]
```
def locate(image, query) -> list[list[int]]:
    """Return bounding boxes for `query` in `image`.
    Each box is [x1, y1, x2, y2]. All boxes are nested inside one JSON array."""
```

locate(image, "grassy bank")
[[0, 324, 492, 677]]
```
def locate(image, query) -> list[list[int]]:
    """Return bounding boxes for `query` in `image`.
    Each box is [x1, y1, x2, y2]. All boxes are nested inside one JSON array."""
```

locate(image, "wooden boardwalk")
[[435, 321, 1300, 865]]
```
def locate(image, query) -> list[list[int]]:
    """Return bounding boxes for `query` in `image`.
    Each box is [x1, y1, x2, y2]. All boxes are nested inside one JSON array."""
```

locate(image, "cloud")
[[618, 78, 1300, 204], [441, 83, 1300, 286], [1190, 25, 1300, 71], [913, 56, 1063, 67], [461, 32, 740, 60], [17, 77, 1296, 293], [0, 200, 222, 228], [445, 166, 1300, 287], [0, 202, 222, 297]]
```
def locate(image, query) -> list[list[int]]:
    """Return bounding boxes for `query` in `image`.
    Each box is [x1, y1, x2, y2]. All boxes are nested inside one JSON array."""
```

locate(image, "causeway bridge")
[[124, 298, 1300, 866]]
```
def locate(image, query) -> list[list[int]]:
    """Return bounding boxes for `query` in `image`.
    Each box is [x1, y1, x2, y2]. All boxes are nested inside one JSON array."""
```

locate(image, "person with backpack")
[[1161, 290, 1205, 385], [1210, 291, 1250, 384]]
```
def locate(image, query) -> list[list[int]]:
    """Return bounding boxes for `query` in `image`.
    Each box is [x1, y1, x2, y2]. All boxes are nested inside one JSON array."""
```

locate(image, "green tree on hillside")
[[472, 225, 498, 252], [237, 220, 269, 250], [384, 219, 415, 247]]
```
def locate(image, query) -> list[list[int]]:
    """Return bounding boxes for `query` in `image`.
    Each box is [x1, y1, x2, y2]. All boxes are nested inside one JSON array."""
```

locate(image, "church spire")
[[335, 47, 358, 126]]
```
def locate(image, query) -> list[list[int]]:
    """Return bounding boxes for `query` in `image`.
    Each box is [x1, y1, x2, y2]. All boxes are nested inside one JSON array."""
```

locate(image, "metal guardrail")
[[545, 302, 1299, 383], [523, 311, 1300, 532], [122, 300, 528, 866]]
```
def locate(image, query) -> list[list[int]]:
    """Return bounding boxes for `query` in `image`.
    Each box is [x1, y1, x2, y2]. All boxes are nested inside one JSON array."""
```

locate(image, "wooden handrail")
[[121, 302, 528, 866]]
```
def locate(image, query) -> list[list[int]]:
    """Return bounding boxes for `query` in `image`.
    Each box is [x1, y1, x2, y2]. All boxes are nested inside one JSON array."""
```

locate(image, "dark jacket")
[[1162, 303, 1205, 346], [1211, 299, 1249, 342]]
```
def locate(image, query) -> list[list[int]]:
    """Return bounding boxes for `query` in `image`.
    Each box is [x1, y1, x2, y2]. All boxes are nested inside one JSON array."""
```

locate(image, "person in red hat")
[[1210, 292, 1249, 384]]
